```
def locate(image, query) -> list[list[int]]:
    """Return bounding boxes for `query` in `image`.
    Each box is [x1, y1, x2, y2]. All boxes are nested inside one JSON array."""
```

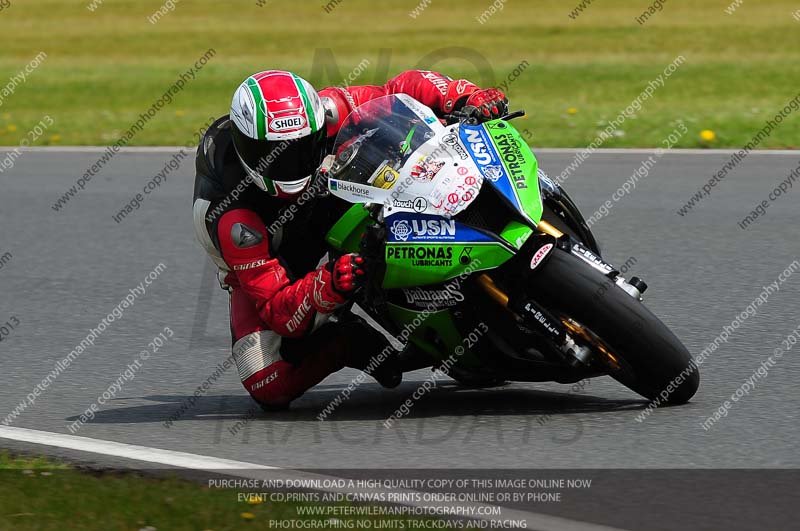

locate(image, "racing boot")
[[335, 319, 403, 389]]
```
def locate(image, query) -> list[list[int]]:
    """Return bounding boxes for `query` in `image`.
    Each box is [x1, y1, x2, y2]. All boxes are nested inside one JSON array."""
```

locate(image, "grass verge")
[[0, 0, 799, 148], [0, 451, 464, 530]]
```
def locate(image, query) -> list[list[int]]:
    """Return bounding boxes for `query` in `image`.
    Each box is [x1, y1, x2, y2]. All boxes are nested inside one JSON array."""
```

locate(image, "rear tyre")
[[527, 249, 699, 404]]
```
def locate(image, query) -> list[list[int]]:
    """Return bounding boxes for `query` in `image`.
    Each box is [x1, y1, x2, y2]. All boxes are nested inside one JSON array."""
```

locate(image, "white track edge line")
[[0, 425, 629, 531], [11, 146, 187, 153], [0, 425, 275, 470]]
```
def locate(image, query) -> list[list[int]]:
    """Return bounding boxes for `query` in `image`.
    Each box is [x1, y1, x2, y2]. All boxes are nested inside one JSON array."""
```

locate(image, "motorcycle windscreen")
[[327, 94, 484, 218]]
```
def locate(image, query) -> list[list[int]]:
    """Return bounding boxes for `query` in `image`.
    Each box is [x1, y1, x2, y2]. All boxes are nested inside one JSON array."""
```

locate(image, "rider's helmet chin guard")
[[229, 70, 328, 199]]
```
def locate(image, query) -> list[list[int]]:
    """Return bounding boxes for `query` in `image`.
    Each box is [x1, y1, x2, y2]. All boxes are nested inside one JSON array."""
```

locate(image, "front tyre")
[[527, 250, 699, 404]]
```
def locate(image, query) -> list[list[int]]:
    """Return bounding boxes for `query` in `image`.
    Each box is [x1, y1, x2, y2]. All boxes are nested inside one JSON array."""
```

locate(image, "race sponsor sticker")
[[269, 115, 306, 132], [530, 243, 554, 270], [389, 218, 456, 242], [329, 179, 376, 201], [391, 197, 429, 213], [368, 162, 400, 190], [401, 283, 466, 309], [386, 214, 495, 243]]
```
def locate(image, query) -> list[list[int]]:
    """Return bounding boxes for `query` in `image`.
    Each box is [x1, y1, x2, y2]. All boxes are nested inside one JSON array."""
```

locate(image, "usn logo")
[[463, 129, 493, 166], [390, 218, 457, 242], [484, 165, 503, 182]]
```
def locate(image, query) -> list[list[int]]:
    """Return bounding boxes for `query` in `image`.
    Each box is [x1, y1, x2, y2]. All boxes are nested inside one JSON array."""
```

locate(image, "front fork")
[[476, 274, 592, 367], [475, 222, 645, 367], [539, 220, 647, 301]]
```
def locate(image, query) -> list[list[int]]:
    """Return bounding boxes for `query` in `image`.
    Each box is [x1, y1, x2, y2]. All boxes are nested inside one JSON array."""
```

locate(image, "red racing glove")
[[328, 253, 367, 296], [462, 88, 508, 122]]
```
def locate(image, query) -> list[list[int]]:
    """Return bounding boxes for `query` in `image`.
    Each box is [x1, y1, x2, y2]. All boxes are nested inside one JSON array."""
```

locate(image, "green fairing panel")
[[326, 204, 371, 252], [483, 120, 544, 225], [327, 206, 518, 289], [500, 221, 534, 250], [382, 242, 514, 289]]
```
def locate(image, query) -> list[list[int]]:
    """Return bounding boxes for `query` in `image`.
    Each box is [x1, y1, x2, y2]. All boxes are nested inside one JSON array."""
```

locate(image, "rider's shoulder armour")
[[193, 115, 234, 203]]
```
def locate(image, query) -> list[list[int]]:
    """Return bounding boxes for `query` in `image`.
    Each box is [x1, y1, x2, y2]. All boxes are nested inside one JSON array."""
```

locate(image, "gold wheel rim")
[[560, 318, 622, 372]]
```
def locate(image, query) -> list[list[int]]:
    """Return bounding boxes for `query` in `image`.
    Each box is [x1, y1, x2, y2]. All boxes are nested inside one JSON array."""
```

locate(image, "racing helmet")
[[229, 70, 327, 198]]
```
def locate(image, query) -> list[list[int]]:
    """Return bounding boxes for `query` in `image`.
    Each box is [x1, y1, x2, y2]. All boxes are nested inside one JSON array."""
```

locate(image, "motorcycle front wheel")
[[527, 249, 700, 404]]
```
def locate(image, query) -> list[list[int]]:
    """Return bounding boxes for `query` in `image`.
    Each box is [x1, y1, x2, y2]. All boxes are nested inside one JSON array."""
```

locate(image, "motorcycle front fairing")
[[323, 95, 601, 374]]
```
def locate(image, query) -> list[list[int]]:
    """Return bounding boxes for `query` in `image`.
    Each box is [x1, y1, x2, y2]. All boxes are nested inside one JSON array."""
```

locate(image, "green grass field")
[[1, 0, 799, 148], [0, 452, 465, 530]]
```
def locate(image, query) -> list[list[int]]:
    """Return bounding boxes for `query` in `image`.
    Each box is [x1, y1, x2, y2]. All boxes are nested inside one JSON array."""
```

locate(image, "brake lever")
[[442, 110, 478, 126], [501, 110, 526, 121]]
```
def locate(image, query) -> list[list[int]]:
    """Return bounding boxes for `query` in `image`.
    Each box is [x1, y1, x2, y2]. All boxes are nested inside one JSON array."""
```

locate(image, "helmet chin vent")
[[274, 176, 312, 196]]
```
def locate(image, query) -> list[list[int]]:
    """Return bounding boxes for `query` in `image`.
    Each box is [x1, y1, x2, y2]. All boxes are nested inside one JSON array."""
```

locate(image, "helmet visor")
[[232, 127, 326, 184]]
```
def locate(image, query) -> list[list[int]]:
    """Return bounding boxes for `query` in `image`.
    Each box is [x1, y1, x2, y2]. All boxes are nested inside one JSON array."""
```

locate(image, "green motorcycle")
[[323, 94, 699, 404]]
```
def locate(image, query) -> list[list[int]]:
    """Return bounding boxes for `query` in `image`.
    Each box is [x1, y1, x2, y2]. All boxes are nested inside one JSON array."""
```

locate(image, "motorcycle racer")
[[192, 69, 507, 410]]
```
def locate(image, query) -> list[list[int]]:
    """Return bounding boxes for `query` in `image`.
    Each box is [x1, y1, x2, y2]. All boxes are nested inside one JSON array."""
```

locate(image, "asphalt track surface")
[[1, 148, 799, 530]]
